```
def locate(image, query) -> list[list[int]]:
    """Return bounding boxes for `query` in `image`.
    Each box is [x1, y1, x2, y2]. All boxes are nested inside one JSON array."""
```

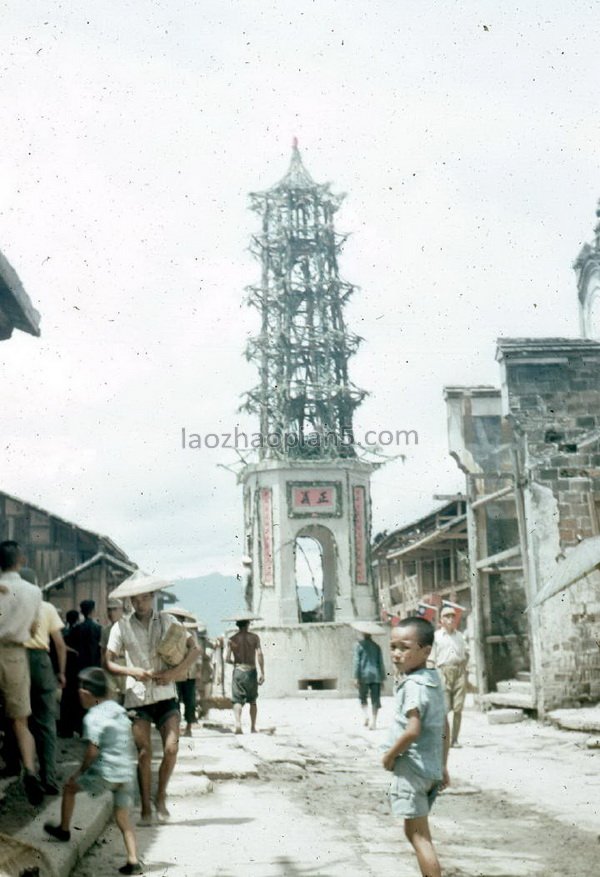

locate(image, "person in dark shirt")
[[59, 609, 82, 737], [74, 600, 102, 671], [352, 622, 386, 730]]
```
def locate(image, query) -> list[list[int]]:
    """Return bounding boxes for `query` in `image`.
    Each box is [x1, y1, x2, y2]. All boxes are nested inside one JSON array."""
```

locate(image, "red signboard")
[[287, 482, 342, 517], [291, 486, 335, 511]]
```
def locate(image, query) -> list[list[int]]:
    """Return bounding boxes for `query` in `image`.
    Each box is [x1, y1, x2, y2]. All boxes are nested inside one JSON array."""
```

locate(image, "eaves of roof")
[[0, 250, 41, 338]]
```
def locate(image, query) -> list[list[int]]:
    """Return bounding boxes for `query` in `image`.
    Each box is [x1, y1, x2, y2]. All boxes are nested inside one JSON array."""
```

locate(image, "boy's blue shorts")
[[78, 769, 135, 810], [389, 759, 440, 819]]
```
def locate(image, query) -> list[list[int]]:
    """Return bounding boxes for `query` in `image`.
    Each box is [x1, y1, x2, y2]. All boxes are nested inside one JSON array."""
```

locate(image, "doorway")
[[294, 525, 337, 622]]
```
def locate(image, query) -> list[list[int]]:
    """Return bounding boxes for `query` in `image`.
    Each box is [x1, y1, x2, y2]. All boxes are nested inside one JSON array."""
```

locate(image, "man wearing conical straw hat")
[[224, 611, 264, 734], [105, 572, 201, 825], [351, 621, 386, 730]]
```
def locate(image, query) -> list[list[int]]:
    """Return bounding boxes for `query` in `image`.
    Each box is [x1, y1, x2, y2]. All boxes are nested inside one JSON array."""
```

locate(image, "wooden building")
[[0, 490, 135, 622], [445, 386, 532, 708], [372, 500, 469, 620]]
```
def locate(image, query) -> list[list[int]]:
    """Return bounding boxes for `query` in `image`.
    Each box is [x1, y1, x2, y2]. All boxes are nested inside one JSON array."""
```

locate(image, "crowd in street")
[[0, 540, 266, 875], [0, 537, 468, 877]]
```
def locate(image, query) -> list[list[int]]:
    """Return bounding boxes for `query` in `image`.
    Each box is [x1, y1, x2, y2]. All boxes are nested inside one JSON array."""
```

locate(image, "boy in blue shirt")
[[44, 667, 142, 875], [382, 617, 450, 877]]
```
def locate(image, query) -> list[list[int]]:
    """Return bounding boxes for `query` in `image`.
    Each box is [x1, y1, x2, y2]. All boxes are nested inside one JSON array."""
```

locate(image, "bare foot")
[[251, 727, 257, 733], [154, 800, 171, 823], [234, 727, 243, 735], [137, 813, 153, 827]]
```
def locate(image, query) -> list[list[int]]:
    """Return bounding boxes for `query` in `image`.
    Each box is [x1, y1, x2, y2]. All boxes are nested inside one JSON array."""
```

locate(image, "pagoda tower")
[[243, 138, 366, 457], [238, 143, 378, 695]]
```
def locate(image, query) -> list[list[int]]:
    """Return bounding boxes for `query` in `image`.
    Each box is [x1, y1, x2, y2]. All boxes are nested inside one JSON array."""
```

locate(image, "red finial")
[[292, 136, 298, 149]]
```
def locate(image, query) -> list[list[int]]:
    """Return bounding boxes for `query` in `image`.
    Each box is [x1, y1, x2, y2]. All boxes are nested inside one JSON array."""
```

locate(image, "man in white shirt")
[[430, 605, 468, 747], [0, 541, 44, 804], [106, 589, 200, 825], [100, 596, 126, 704]]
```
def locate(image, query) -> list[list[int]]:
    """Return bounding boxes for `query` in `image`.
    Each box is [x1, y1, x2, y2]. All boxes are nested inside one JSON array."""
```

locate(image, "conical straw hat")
[[164, 606, 195, 620], [109, 569, 173, 599], [222, 609, 262, 622]]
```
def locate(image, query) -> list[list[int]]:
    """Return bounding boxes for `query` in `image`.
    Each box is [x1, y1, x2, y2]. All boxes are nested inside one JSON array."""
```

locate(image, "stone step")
[[547, 707, 600, 733], [482, 690, 535, 710], [487, 708, 525, 725], [516, 670, 531, 682], [496, 679, 532, 695]]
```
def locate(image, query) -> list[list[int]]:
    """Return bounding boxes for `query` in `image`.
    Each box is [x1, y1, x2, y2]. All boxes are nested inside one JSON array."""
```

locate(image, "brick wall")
[[498, 338, 600, 711]]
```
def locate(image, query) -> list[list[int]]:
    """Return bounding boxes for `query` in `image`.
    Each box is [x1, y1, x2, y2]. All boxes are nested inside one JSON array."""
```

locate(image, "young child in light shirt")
[[44, 667, 142, 875]]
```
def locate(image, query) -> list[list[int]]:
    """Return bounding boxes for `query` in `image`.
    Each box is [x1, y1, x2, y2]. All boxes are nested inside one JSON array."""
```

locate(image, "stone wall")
[[252, 622, 392, 698], [498, 338, 600, 711]]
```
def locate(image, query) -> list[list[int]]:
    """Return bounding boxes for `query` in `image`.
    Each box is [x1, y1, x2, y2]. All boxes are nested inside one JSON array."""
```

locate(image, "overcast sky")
[[1, 1, 598, 580]]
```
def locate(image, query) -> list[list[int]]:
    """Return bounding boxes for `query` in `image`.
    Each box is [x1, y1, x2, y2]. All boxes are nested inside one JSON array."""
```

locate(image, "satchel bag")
[[156, 621, 189, 668]]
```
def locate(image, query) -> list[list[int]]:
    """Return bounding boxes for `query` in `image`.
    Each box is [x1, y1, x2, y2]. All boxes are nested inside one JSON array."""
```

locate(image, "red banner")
[[260, 487, 274, 587], [353, 486, 367, 585]]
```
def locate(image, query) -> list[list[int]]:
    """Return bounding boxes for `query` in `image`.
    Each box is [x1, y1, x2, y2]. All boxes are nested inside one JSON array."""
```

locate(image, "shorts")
[[389, 758, 440, 819], [0, 645, 31, 718], [78, 769, 135, 810], [131, 698, 180, 729], [358, 682, 381, 710], [232, 668, 258, 705], [439, 665, 467, 713]]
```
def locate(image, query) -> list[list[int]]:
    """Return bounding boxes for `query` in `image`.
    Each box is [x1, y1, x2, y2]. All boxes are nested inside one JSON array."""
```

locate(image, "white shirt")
[[0, 571, 42, 643], [431, 628, 468, 667], [106, 610, 179, 708]]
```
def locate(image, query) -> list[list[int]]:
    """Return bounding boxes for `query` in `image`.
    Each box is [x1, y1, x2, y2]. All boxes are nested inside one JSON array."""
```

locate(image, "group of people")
[[353, 606, 468, 877], [0, 580, 123, 789], [353, 605, 468, 744], [0, 532, 466, 877], [0, 541, 267, 875]]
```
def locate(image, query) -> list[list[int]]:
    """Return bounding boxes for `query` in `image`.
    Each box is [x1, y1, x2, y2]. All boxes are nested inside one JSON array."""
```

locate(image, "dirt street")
[[69, 697, 599, 876]]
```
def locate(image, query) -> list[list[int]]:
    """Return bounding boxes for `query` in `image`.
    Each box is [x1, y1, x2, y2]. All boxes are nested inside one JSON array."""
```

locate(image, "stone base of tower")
[[252, 622, 391, 698], [241, 458, 378, 626]]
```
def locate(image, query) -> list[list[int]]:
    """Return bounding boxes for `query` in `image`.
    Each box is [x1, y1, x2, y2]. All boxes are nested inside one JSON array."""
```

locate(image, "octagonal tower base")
[[239, 458, 380, 696]]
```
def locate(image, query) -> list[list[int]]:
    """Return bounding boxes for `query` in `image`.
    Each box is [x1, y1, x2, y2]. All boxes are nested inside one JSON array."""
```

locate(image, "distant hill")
[[166, 573, 245, 636], [164, 576, 319, 634], [297, 586, 320, 611]]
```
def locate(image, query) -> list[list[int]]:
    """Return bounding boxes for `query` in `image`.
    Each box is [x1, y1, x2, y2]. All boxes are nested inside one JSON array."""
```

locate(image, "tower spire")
[[274, 138, 315, 190]]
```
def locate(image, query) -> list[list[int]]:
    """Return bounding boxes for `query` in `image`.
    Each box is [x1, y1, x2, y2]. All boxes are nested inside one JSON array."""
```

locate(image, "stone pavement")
[[3, 696, 600, 876]]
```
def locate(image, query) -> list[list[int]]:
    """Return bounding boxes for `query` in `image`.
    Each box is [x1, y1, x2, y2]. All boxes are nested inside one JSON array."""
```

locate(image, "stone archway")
[[294, 524, 338, 623]]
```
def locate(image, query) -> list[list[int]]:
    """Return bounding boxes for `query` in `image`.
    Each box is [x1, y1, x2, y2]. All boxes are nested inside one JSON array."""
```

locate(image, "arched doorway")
[[294, 525, 337, 622]]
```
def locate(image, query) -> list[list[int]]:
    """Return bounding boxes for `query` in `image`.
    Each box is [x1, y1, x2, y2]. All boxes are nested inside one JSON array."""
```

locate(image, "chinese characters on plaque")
[[287, 482, 342, 517]]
